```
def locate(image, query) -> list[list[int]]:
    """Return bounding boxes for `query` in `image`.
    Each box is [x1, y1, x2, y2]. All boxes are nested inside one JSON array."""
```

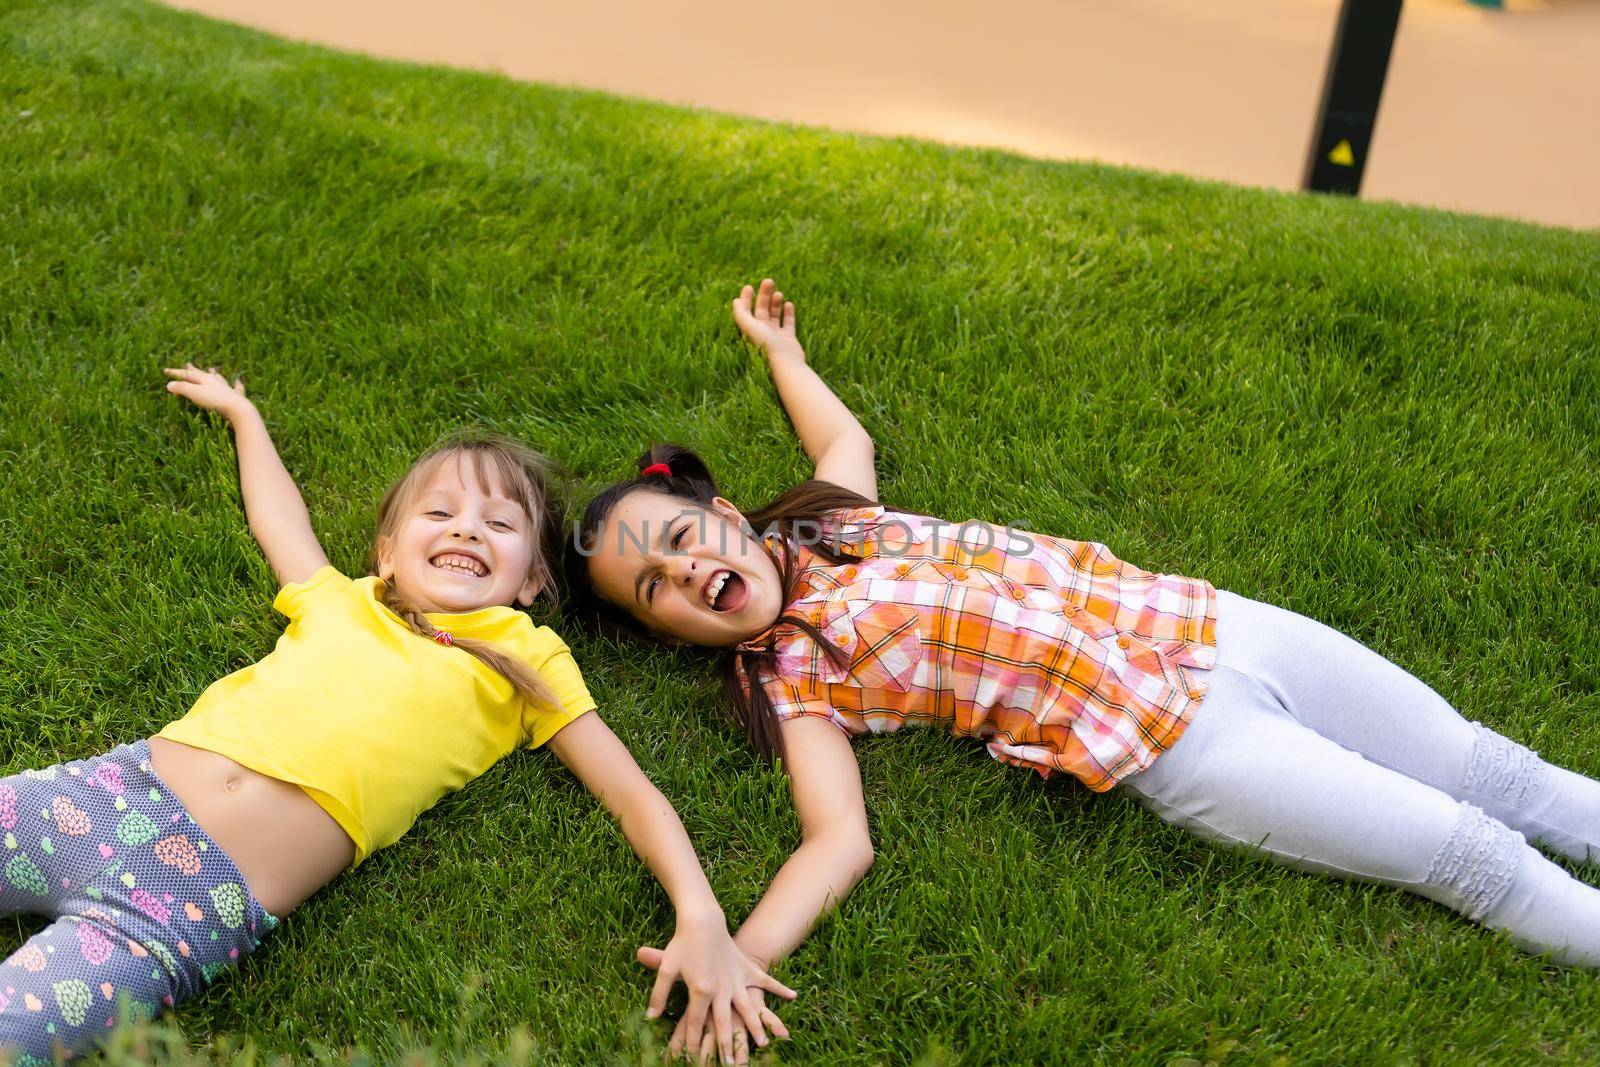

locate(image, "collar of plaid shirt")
[[732, 504, 909, 655]]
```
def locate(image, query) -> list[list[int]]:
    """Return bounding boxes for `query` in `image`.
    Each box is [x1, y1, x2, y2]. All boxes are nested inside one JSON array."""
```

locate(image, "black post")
[[1304, 0, 1404, 195]]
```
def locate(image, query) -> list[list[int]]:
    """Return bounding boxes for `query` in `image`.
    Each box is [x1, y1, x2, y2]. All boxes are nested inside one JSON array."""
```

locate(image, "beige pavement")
[[163, 0, 1599, 230]]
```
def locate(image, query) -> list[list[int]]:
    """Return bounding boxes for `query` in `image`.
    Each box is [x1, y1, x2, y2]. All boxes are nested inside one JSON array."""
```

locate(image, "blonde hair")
[[371, 433, 562, 711]]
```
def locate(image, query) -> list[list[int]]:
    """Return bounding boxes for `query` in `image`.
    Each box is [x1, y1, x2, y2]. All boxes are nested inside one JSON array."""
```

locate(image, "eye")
[[489, 520, 513, 531], [646, 575, 660, 603], [670, 525, 687, 550], [426, 510, 450, 518]]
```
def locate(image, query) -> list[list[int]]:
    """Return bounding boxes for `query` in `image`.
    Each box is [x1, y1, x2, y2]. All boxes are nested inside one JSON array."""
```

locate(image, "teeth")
[[706, 571, 729, 607], [432, 554, 487, 577]]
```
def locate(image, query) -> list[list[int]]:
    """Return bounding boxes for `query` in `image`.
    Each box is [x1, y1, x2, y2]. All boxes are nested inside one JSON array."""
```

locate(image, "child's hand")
[[638, 929, 795, 1065], [732, 279, 804, 363], [164, 363, 254, 422], [673, 986, 788, 1066]]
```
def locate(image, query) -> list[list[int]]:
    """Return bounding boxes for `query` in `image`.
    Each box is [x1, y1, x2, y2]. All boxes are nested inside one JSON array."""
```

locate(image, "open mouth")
[[430, 552, 489, 578], [702, 568, 748, 613]]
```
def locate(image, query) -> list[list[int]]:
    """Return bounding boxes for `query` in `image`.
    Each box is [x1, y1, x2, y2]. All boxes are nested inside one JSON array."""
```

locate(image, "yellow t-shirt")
[[158, 566, 596, 865]]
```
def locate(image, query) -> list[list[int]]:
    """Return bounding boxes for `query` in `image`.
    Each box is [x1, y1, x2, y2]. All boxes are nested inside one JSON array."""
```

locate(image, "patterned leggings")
[[0, 740, 276, 1065]]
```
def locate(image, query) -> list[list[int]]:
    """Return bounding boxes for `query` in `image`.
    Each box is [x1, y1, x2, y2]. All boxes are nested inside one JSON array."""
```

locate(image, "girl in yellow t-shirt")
[[0, 364, 791, 1066]]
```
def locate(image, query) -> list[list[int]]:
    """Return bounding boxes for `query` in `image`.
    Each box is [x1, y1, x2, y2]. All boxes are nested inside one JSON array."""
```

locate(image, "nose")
[[447, 516, 482, 542], [663, 553, 698, 585]]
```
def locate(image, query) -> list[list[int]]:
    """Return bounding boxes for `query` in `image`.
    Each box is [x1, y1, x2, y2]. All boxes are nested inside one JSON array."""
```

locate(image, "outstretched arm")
[[725, 717, 874, 969], [641, 716, 874, 1062], [732, 279, 878, 502], [164, 364, 328, 586], [548, 712, 797, 1065]]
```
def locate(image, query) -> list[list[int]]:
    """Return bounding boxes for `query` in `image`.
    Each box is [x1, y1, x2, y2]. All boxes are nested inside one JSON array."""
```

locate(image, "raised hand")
[[163, 363, 253, 422], [731, 279, 804, 363], [638, 938, 793, 1065]]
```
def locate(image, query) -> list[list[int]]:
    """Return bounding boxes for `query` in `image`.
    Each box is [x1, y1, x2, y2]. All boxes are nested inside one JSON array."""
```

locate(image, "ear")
[[709, 496, 753, 533], [515, 572, 542, 608], [375, 536, 396, 582]]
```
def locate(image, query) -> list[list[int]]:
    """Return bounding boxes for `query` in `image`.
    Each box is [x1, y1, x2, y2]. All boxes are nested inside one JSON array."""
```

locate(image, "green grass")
[[3, 0, 1599, 1062]]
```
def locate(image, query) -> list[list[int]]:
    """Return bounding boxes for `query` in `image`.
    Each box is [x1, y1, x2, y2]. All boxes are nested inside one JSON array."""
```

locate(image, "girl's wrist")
[[765, 343, 806, 366], [731, 930, 772, 971], [225, 400, 262, 428], [673, 899, 729, 933]]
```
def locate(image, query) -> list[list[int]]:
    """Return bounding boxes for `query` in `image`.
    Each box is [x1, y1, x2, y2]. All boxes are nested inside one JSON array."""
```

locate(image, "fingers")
[[637, 945, 665, 971], [754, 972, 797, 1002], [761, 1005, 790, 1042], [731, 989, 768, 1050], [646, 964, 677, 1020], [666, 1014, 692, 1060], [162, 363, 242, 392], [732, 279, 798, 349], [713, 995, 733, 1065], [680, 986, 710, 1058]]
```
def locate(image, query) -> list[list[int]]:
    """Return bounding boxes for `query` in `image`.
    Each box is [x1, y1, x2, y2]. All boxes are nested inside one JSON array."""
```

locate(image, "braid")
[[380, 586, 558, 712]]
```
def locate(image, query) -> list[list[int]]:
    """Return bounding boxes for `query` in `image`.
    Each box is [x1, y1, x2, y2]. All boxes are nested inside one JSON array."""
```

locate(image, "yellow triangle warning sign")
[[1328, 139, 1356, 167]]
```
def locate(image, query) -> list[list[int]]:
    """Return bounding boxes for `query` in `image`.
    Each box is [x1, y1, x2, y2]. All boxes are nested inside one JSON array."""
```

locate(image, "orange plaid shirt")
[[738, 507, 1217, 790]]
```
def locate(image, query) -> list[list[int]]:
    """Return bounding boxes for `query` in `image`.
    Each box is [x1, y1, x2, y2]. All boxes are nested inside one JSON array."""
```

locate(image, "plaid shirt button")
[[1116, 635, 1132, 649], [895, 563, 911, 576]]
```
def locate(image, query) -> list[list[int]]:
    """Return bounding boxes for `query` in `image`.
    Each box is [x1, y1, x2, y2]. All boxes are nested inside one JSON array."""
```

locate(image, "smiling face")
[[375, 451, 541, 614], [585, 489, 787, 647]]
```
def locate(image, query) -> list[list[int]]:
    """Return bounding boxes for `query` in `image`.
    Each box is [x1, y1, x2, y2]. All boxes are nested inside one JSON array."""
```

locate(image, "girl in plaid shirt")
[[573, 280, 1600, 1062]]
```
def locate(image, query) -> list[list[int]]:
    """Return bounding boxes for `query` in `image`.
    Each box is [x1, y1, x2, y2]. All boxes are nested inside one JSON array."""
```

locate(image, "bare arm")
[[732, 280, 878, 501], [642, 716, 873, 1062], [548, 712, 796, 1064], [729, 716, 875, 969], [164, 364, 329, 586]]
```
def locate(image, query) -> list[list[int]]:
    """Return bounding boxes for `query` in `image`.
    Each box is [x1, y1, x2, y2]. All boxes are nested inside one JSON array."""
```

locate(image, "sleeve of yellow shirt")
[[272, 564, 349, 620], [522, 629, 599, 749]]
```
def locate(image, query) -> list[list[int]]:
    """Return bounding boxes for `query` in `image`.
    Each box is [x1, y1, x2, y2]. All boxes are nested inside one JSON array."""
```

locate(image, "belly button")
[[225, 778, 239, 793]]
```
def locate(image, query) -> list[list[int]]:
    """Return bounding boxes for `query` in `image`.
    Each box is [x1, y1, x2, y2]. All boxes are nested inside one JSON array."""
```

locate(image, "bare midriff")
[[147, 737, 355, 919]]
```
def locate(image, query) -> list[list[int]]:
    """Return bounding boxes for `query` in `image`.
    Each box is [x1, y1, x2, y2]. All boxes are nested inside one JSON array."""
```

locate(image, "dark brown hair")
[[372, 433, 563, 711], [566, 443, 875, 761]]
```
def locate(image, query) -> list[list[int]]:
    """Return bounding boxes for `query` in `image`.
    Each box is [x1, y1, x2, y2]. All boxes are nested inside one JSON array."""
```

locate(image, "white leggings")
[[1120, 590, 1600, 966]]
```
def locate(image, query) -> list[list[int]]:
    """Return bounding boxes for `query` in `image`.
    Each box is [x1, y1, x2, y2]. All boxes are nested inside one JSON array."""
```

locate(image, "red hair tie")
[[432, 630, 455, 647], [640, 462, 672, 478]]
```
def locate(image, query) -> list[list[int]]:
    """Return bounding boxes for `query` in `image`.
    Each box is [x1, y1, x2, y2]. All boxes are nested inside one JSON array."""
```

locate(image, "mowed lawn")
[[3, 0, 1599, 1062]]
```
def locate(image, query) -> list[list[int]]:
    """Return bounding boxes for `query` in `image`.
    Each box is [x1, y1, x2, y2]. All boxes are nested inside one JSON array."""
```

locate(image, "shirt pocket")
[[840, 601, 923, 692]]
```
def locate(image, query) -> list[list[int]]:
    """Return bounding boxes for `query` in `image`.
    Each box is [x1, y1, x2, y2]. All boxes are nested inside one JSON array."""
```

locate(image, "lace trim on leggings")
[[1424, 802, 1525, 922], [1464, 722, 1545, 808]]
